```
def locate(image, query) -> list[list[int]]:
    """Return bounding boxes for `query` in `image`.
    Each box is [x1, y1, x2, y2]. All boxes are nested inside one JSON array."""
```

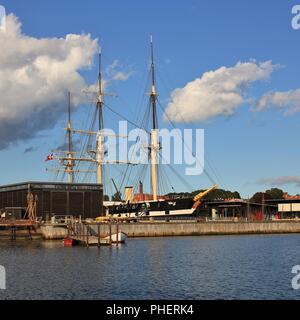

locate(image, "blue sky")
[[0, 0, 300, 198]]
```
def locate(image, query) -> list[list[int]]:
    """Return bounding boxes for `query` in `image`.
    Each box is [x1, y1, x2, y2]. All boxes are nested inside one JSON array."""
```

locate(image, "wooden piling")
[[116, 223, 119, 247], [109, 222, 112, 244], [86, 225, 89, 247], [28, 226, 32, 240], [11, 226, 14, 240], [97, 224, 100, 248]]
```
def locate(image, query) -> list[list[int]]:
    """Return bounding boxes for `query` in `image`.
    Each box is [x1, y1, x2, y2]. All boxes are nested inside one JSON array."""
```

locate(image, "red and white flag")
[[45, 153, 54, 162]]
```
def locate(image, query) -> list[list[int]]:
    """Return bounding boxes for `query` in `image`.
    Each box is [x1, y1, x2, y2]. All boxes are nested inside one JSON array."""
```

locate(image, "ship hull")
[[107, 198, 196, 218]]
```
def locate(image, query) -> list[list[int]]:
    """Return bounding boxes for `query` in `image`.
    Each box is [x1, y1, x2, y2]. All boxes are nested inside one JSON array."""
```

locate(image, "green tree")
[[166, 189, 241, 200], [266, 188, 284, 200], [104, 195, 110, 201], [251, 192, 272, 203], [232, 191, 241, 199]]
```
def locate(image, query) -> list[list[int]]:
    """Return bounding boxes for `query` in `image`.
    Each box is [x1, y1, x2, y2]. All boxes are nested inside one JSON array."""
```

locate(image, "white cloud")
[[164, 60, 277, 123], [255, 89, 300, 115], [106, 59, 132, 82], [257, 176, 300, 187], [0, 14, 99, 149], [112, 71, 131, 81]]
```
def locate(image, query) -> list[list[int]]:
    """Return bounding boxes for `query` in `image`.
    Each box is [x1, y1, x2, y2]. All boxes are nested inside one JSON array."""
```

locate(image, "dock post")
[[71, 220, 73, 237], [116, 223, 119, 247], [28, 226, 32, 240], [98, 224, 100, 248], [86, 225, 89, 247], [109, 222, 112, 244], [10, 225, 16, 241]]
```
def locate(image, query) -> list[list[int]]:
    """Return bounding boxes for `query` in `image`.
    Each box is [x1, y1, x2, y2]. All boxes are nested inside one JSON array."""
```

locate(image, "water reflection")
[[0, 234, 300, 300]]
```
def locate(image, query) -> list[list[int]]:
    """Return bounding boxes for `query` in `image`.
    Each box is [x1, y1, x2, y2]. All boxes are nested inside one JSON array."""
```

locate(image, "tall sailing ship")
[[48, 37, 217, 219]]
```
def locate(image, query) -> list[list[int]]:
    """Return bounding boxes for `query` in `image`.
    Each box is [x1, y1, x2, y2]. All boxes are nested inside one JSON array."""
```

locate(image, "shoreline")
[[42, 220, 300, 240], [2, 221, 300, 242]]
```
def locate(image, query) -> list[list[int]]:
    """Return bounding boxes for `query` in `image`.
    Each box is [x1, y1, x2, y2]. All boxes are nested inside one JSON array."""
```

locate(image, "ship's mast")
[[149, 35, 159, 201], [67, 91, 74, 183], [96, 50, 104, 185], [48, 48, 133, 187]]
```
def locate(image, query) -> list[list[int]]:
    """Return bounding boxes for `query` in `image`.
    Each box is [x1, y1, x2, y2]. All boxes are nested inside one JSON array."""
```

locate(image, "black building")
[[0, 181, 103, 220], [205, 199, 277, 220], [265, 198, 300, 218]]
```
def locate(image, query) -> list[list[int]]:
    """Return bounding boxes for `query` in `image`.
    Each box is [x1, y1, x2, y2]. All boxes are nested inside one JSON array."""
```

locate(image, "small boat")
[[63, 238, 75, 247], [103, 232, 127, 243]]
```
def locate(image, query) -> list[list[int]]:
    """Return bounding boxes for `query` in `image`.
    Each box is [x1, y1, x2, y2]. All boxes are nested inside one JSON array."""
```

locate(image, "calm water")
[[0, 234, 300, 300]]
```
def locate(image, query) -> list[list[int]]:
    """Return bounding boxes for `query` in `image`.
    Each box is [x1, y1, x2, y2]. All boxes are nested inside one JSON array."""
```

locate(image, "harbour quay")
[[2, 181, 300, 242], [88, 220, 300, 238], [40, 219, 300, 241]]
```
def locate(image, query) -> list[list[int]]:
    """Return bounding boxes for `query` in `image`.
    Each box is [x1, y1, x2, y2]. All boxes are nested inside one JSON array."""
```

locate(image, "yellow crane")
[[192, 185, 219, 209]]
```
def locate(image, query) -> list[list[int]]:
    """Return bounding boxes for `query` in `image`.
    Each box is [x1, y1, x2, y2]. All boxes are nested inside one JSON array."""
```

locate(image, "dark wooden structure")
[[265, 199, 300, 218], [0, 182, 103, 221], [205, 200, 277, 221], [0, 220, 39, 240]]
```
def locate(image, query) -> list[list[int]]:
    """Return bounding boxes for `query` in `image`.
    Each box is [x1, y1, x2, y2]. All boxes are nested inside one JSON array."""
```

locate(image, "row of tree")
[[104, 187, 290, 203], [166, 189, 241, 201], [250, 188, 285, 204]]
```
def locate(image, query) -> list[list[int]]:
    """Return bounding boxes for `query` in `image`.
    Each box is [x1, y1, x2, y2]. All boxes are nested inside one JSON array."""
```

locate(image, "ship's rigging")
[[47, 36, 225, 200]]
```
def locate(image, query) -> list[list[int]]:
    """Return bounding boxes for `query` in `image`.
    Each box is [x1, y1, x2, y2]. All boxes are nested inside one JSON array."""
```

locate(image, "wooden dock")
[[66, 221, 121, 247], [71, 236, 111, 246], [0, 219, 35, 227], [0, 219, 41, 240]]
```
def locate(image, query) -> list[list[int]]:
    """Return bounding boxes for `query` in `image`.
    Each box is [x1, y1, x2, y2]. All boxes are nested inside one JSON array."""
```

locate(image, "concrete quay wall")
[[40, 225, 68, 240], [41, 221, 300, 240], [97, 221, 300, 238]]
